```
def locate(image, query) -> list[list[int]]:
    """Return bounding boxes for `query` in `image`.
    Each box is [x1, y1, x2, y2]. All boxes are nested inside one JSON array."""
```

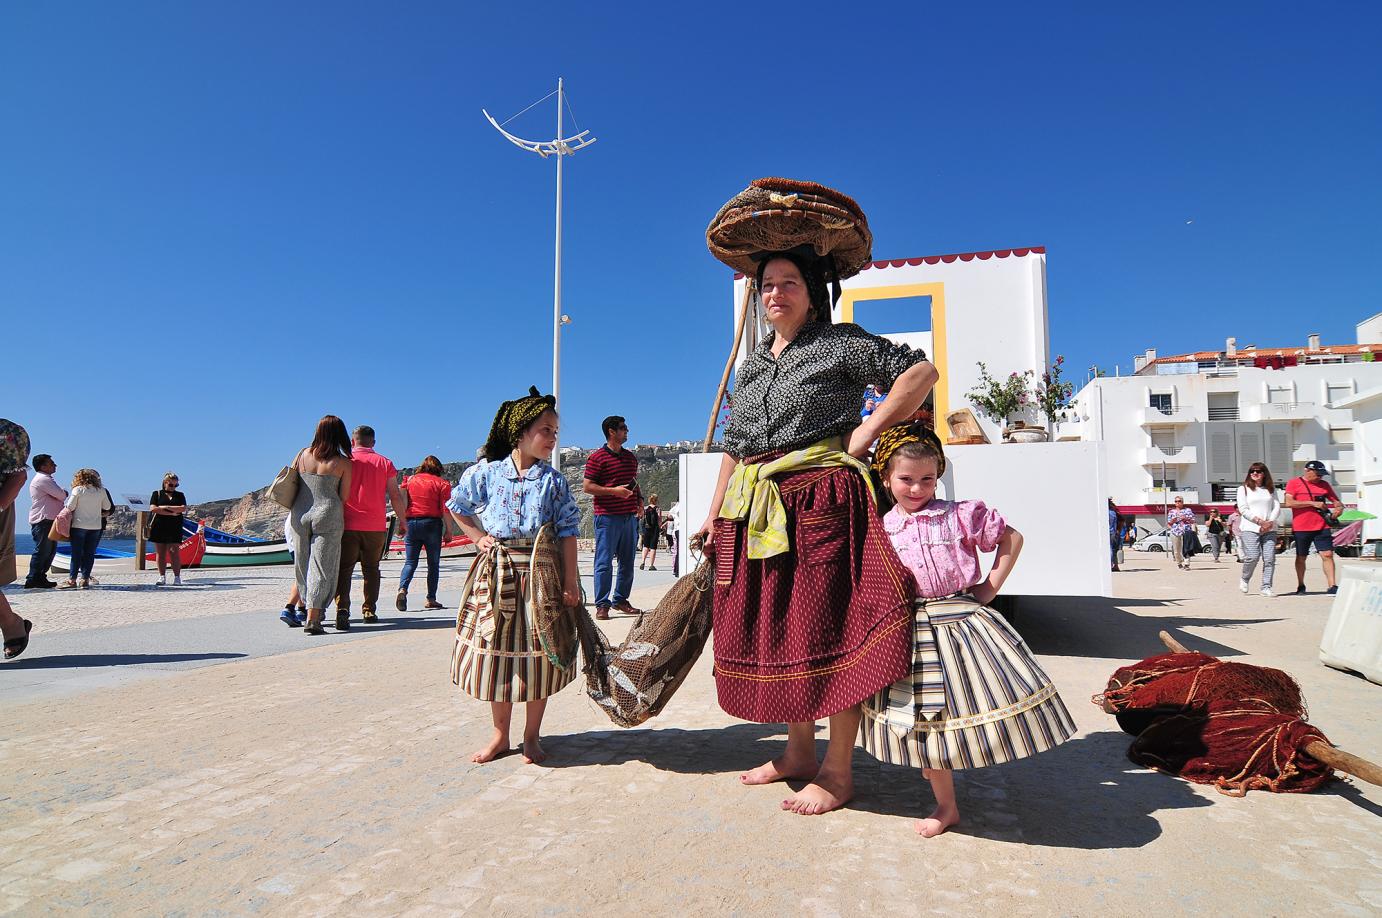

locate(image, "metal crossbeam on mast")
[[483, 79, 597, 472]]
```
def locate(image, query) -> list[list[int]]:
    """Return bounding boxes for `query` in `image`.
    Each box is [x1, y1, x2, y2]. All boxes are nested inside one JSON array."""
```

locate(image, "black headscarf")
[[753, 248, 839, 325]]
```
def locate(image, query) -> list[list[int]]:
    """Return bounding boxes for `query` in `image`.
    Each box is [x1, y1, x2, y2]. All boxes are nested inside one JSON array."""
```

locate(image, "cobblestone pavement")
[[0, 552, 1378, 916]]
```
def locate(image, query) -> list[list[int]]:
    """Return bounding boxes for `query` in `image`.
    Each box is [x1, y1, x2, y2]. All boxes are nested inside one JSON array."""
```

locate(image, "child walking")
[[447, 387, 583, 765], [861, 424, 1075, 837]]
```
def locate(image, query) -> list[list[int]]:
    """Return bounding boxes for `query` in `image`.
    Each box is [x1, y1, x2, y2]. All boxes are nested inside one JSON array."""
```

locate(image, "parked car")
[[1132, 524, 1209, 554]]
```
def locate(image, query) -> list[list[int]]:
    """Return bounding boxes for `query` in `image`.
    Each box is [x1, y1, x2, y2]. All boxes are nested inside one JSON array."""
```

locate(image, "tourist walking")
[[861, 424, 1074, 836], [62, 469, 112, 589], [697, 176, 939, 817], [1, 420, 34, 660], [279, 519, 307, 627], [446, 387, 582, 765], [1166, 497, 1196, 571], [639, 493, 661, 570], [334, 425, 406, 628], [1108, 498, 1122, 572], [149, 471, 189, 586], [396, 455, 451, 612], [24, 453, 65, 589], [583, 416, 641, 620], [289, 415, 353, 635], [1284, 460, 1344, 595], [1205, 509, 1226, 562], [1236, 462, 1281, 597]]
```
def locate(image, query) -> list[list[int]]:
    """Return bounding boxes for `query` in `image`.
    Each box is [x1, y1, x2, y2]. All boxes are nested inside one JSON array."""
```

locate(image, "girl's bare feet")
[[521, 737, 547, 764], [471, 730, 510, 763], [782, 766, 853, 815], [741, 754, 818, 786], [914, 804, 960, 838]]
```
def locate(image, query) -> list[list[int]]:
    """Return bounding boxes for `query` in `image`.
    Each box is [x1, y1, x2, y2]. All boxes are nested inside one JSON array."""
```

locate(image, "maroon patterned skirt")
[[712, 465, 915, 723]]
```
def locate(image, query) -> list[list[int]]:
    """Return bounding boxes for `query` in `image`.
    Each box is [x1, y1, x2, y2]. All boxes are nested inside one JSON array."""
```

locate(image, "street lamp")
[[483, 78, 597, 471]]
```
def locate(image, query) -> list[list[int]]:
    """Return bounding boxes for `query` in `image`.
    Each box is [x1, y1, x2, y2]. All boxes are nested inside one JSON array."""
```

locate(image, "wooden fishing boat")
[[52, 525, 207, 574]]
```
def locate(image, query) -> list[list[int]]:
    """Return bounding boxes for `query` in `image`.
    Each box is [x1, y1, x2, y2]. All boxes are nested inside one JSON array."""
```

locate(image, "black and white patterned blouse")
[[722, 322, 929, 458]]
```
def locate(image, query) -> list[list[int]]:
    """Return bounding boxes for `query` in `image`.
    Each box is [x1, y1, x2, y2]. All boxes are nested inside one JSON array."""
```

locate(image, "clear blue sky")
[[3, 2, 1377, 510]]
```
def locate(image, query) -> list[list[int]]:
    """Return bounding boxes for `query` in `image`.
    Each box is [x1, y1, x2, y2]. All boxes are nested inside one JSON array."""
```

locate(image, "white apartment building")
[[1061, 314, 1382, 529]]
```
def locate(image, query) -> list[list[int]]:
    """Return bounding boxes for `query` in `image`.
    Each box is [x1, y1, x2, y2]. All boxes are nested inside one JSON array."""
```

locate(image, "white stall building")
[[681, 247, 1113, 599]]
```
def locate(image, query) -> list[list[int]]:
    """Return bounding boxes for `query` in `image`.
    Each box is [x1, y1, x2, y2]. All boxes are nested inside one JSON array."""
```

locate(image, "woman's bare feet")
[[914, 804, 960, 838], [471, 730, 510, 763], [521, 737, 547, 764], [781, 767, 853, 815], [741, 753, 818, 786]]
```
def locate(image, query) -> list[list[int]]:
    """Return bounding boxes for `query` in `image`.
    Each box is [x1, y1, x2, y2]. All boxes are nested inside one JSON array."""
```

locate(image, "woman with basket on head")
[[446, 387, 582, 765], [695, 178, 938, 816]]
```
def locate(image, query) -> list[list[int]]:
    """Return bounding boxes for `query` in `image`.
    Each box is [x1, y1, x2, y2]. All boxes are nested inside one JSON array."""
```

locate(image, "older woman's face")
[[760, 258, 812, 329]]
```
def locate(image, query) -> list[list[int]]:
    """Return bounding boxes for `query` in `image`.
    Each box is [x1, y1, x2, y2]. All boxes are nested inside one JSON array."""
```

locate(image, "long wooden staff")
[[703, 280, 755, 453], [1155, 631, 1382, 787]]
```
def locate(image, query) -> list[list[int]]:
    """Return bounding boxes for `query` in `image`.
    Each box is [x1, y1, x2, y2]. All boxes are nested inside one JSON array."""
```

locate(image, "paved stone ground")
[[0, 550, 1379, 916]]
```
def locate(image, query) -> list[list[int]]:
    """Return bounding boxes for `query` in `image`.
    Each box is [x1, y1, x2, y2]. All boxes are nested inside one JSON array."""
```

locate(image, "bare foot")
[[741, 755, 818, 786], [914, 804, 960, 838], [471, 731, 510, 764], [521, 737, 547, 765], [781, 769, 853, 815]]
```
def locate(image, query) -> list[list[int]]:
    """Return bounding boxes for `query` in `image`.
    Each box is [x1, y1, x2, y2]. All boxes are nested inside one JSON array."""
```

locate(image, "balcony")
[[1140, 406, 1194, 426], [1292, 443, 1318, 463], [1054, 419, 1086, 442], [1143, 445, 1197, 465], [1143, 487, 1201, 505], [1242, 402, 1316, 422]]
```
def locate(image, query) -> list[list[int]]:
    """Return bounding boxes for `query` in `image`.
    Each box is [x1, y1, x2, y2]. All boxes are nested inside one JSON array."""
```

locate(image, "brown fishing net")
[[529, 526, 581, 670], [576, 557, 715, 728], [706, 177, 873, 279], [1096, 652, 1334, 796]]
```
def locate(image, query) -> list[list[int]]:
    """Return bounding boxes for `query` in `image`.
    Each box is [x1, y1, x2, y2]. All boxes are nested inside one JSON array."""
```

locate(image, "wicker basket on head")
[[705, 177, 873, 280]]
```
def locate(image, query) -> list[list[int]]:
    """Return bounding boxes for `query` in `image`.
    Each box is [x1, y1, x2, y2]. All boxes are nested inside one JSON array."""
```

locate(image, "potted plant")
[[1033, 354, 1074, 436], [966, 363, 1034, 437]]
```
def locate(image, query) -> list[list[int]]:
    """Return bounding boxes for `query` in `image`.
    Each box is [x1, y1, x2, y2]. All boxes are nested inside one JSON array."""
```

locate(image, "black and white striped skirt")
[[860, 595, 1075, 770]]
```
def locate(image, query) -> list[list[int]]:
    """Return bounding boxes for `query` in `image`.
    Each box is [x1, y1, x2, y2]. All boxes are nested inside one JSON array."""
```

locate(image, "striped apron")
[[860, 594, 1076, 770], [451, 534, 576, 703]]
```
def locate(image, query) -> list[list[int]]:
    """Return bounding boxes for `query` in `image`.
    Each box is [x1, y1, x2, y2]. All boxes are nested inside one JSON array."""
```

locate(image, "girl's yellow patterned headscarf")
[[871, 422, 946, 478], [483, 386, 557, 459]]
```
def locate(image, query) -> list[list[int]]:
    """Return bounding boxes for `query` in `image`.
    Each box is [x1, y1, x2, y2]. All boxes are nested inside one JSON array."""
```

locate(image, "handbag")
[[267, 451, 303, 510], [50, 506, 73, 541]]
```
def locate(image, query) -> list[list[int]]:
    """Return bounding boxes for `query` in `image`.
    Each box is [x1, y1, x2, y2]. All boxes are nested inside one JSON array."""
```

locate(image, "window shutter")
[[1235, 424, 1265, 478], [1205, 423, 1237, 482], [1264, 423, 1293, 478]]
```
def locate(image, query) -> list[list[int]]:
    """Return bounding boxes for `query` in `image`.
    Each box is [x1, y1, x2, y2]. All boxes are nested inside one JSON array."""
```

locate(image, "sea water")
[[14, 533, 138, 556]]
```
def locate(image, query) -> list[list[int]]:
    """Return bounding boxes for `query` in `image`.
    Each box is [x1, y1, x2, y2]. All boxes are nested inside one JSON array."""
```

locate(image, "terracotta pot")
[[1005, 427, 1049, 443]]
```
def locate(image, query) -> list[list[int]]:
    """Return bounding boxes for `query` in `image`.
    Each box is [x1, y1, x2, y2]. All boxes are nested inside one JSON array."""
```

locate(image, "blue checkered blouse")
[[446, 457, 581, 540]]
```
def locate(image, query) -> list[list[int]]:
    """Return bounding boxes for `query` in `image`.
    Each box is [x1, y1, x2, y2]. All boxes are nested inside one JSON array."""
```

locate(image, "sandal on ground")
[[303, 615, 326, 636], [423, 600, 444, 610], [3, 620, 33, 661]]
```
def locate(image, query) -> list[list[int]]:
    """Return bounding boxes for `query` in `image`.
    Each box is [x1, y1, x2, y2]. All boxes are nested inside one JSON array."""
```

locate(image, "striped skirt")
[[860, 595, 1075, 770], [451, 541, 576, 703]]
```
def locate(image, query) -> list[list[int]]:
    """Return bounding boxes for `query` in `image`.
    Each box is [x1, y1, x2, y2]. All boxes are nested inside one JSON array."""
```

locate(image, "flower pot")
[[1005, 427, 1049, 444]]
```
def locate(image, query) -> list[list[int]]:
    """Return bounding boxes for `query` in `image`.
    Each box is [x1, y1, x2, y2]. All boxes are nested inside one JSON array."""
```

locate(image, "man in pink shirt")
[[25, 454, 67, 589], [334, 426, 406, 628]]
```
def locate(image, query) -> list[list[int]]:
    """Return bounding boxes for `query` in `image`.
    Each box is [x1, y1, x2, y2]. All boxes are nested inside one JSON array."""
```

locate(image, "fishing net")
[[706, 177, 873, 279], [577, 557, 714, 728], [1096, 652, 1334, 796], [529, 526, 581, 670]]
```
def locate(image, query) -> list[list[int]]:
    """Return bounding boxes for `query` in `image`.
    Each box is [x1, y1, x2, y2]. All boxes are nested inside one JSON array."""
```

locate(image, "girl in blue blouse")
[[447, 387, 582, 765]]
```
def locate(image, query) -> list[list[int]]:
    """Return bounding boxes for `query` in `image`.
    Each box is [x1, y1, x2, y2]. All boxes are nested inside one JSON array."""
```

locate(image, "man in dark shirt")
[[583, 416, 640, 620]]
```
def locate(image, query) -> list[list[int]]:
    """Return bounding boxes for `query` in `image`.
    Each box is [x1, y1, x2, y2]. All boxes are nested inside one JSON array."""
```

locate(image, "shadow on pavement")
[[3, 652, 246, 669], [855, 731, 1212, 849], [355, 615, 454, 631], [544, 722, 790, 774], [1015, 595, 1282, 659]]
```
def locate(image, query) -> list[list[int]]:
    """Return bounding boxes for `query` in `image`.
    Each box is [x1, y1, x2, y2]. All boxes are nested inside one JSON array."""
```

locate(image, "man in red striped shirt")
[[583, 416, 641, 620]]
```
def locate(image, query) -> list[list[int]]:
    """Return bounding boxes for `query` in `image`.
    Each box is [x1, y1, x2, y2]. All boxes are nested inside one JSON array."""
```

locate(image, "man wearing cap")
[[335, 425, 407, 628], [1284, 460, 1344, 595]]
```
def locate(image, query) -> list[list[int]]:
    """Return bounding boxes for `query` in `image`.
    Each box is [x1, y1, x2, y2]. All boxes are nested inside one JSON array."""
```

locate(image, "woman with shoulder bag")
[[288, 416, 353, 635], [62, 469, 112, 589], [1236, 462, 1281, 597], [1205, 509, 1226, 563]]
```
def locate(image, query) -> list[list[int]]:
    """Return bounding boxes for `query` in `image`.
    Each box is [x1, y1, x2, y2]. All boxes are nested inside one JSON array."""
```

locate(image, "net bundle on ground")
[[573, 559, 714, 728], [1096, 651, 1334, 796]]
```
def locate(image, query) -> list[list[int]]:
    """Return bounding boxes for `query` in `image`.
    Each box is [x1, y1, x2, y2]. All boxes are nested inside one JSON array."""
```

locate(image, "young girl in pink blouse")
[[860, 423, 1075, 837]]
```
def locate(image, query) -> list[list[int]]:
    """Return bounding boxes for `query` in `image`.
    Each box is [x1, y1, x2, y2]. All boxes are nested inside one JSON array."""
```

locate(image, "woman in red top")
[[396, 455, 452, 611]]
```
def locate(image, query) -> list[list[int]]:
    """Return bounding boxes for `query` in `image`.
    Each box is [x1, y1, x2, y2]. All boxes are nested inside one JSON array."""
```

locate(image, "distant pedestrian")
[[1205, 509, 1226, 563], [149, 471, 189, 586], [1, 419, 34, 660], [279, 518, 307, 627], [62, 468, 112, 589], [1236, 462, 1281, 597], [24, 453, 65, 589], [1166, 497, 1195, 571], [289, 415, 353, 635], [335, 425, 406, 628], [1284, 460, 1343, 595], [639, 493, 662, 571], [396, 455, 451, 613], [583, 415, 641, 620], [1108, 498, 1121, 572]]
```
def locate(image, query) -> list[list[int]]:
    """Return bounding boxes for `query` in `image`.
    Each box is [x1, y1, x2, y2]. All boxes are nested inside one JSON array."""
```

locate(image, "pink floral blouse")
[[883, 499, 1009, 599]]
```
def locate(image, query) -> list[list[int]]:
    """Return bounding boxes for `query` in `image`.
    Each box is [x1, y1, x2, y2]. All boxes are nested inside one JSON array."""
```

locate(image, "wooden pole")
[[1158, 631, 1189, 654], [135, 511, 148, 571], [703, 280, 755, 452]]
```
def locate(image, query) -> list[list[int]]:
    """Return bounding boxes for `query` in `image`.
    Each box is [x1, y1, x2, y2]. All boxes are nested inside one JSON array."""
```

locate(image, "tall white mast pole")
[[552, 77, 564, 471]]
